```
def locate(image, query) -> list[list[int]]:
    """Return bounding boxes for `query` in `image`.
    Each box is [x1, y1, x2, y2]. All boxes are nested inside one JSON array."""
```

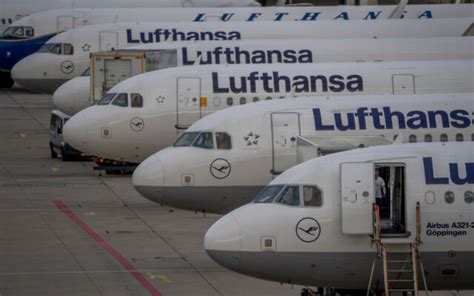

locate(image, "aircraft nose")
[[53, 82, 76, 115], [204, 213, 241, 272], [133, 154, 165, 204], [11, 55, 60, 94], [63, 111, 88, 153]]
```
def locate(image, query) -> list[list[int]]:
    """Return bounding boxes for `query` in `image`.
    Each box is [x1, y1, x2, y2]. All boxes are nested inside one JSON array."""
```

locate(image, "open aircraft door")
[[340, 162, 374, 235], [176, 77, 201, 129], [99, 32, 118, 51], [57, 16, 75, 32], [270, 113, 301, 175], [392, 74, 415, 94]]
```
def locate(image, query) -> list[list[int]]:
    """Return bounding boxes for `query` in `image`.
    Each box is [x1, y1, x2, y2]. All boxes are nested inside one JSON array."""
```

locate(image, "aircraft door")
[[176, 77, 201, 129], [340, 162, 374, 235], [392, 74, 415, 94], [103, 59, 132, 94], [57, 16, 75, 32], [99, 32, 118, 51], [270, 112, 301, 175]]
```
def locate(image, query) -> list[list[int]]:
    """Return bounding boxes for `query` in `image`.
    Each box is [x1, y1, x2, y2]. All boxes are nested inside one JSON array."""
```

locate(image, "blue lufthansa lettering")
[[424, 157, 474, 185]]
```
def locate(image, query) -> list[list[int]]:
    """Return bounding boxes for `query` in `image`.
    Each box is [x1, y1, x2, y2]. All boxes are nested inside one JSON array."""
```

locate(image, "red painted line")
[[53, 200, 162, 296]]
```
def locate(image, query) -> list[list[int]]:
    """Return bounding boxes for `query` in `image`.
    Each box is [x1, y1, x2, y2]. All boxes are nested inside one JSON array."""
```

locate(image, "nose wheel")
[[0, 71, 14, 88]]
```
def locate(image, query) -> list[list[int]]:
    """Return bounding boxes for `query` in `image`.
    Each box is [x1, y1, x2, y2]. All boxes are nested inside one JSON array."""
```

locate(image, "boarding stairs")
[[368, 203, 429, 296]]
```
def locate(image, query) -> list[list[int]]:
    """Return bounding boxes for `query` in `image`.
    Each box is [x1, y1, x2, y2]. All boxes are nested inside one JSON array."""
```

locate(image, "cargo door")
[[340, 162, 374, 235], [57, 16, 75, 32], [103, 59, 132, 93], [271, 113, 301, 175], [99, 32, 118, 51], [176, 77, 201, 129], [392, 74, 415, 94]]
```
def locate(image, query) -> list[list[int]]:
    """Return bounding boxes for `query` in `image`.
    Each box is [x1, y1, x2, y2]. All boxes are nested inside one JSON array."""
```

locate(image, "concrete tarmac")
[[0, 88, 471, 296], [0, 87, 300, 296]]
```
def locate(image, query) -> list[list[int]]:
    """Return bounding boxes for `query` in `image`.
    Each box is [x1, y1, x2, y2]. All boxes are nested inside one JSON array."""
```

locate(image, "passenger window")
[[63, 44, 73, 55], [2, 19, 5, 25], [226, 97, 233, 106], [455, 133, 463, 142], [239, 97, 246, 105], [131, 93, 143, 107], [444, 191, 454, 204], [254, 185, 284, 203], [424, 134, 432, 142], [303, 186, 322, 207], [252, 97, 259, 103], [174, 132, 199, 147], [465, 191, 473, 204], [112, 93, 128, 107], [193, 132, 214, 149], [216, 132, 231, 149], [8, 18, 12, 24], [408, 134, 417, 143], [440, 134, 448, 142], [276, 186, 300, 206], [97, 93, 116, 105]]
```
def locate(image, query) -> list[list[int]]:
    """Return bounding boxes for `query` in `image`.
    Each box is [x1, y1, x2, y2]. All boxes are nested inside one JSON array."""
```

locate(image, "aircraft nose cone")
[[11, 55, 62, 94], [204, 213, 241, 272], [63, 111, 88, 153], [53, 77, 90, 115], [133, 154, 165, 204]]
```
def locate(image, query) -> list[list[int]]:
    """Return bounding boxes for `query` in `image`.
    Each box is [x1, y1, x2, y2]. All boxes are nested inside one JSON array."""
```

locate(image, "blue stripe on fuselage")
[[0, 33, 57, 72]]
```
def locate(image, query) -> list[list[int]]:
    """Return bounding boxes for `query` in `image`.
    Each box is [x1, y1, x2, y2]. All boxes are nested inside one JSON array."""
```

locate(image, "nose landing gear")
[[0, 71, 14, 88]]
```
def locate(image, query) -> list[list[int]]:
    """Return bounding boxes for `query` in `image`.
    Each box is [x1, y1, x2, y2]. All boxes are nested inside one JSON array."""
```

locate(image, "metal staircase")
[[368, 202, 428, 296]]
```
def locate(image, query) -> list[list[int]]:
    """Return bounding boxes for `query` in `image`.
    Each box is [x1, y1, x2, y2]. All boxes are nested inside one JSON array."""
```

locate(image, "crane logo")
[[60, 60, 74, 74], [129, 117, 145, 132], [296, 217, 321, 243], [210, 158, 231, 179]]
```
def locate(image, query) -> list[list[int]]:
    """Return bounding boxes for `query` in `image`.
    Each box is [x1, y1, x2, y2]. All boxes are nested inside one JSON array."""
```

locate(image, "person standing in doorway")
[[375, 168, 387, 216]]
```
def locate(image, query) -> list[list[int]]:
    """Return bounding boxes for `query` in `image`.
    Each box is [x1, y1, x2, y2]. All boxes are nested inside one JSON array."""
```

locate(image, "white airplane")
[[11, 18, 474, 93], [204, 141, 474, 293], [0, 1, 262, 88], [52, 37, 474, 115], [131, 93, 474, 214], [0, 0, 260, 32], [62, 60, 474, 164]]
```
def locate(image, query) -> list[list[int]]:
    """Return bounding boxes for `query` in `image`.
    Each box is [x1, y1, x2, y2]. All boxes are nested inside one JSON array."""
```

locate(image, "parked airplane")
[[0, 0, 261, 32], [62, 60, 474, 165], [204, 141, 474, 293], [132, 93, 474, 214], [10, 18, 474, 92], [52, 37, 474, 115], [0, 1, 262, 88]]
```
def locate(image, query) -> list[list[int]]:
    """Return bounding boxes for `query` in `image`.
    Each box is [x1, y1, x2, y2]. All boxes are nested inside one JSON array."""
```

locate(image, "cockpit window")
[[111, 93, 128, 107], [131, 93, 143, 108], [303, 186, 322, 207], [276, 186, 301, 206], [193, 132, 214, 149], [37, 43, 74, 55], [97, 93, 117, 105], [216, 132, 231, 149], [81, 68, 90, 76], [254, 185, 284, 203], [1, 26, 34, 39], [174, 132, 200, 147]]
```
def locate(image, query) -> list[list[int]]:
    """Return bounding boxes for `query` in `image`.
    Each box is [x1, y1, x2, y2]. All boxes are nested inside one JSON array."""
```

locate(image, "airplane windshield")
[[276, 186, 301, 206], [254, 185, 285, 203], [37, 43, 74, 55], [174, 132, 200, 147], [97, 93, 117, 105], [1, 26, 34, 39], [193, 132, 214, 149], [81, 68, 90, 76]]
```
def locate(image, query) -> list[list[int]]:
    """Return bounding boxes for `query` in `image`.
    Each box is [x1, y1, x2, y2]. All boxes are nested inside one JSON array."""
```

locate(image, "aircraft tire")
[[0, 71, 14, 88], [50, 143, 57, 159]]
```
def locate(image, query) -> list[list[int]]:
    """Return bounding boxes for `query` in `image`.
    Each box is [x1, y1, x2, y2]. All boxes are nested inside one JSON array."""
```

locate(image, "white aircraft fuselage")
[[204, 142, 474, 290], [131, 94, 474, 214]]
